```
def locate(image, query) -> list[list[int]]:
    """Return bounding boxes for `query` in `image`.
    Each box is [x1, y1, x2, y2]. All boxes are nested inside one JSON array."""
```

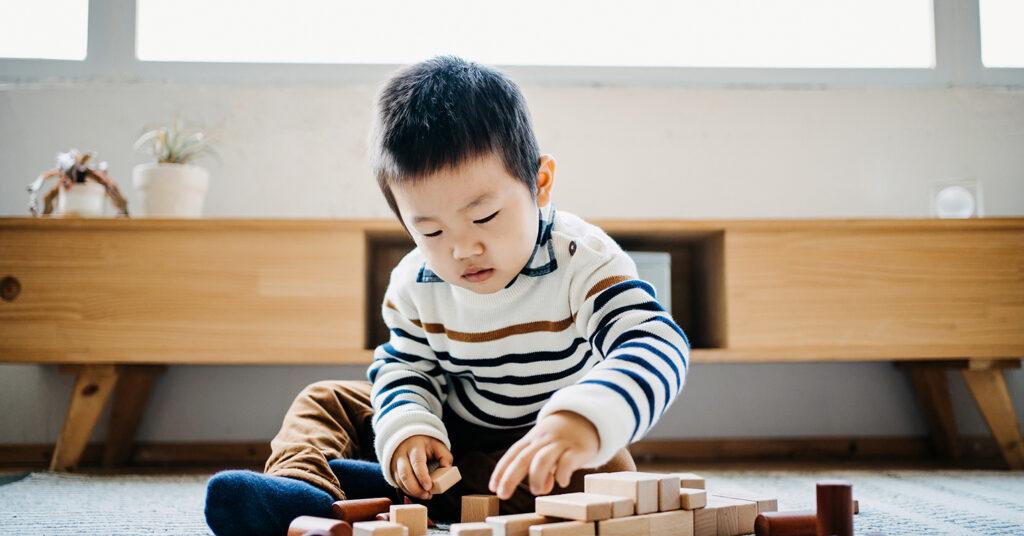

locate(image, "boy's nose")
[[452, 239, 484, 260]]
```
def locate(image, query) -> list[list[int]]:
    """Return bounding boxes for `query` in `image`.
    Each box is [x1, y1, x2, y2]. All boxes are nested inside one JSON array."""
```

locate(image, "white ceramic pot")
[[132, 163, 210, 217], [56, 181, 107, 217]]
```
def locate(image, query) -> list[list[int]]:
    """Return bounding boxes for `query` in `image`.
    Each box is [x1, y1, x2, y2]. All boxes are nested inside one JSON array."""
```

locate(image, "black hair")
[[368, 55, 540, 223]]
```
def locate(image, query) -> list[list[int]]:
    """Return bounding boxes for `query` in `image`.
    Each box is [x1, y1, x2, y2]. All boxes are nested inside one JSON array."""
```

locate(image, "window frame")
[[1, 0, 1021, 88]]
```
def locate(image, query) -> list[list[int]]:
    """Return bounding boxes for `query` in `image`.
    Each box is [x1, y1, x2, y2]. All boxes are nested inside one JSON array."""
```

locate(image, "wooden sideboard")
[[1, 217, 1022, 470]]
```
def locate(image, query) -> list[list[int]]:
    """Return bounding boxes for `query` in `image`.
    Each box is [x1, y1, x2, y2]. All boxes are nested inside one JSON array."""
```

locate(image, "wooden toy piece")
[[692, 503, 717, 536], [815, 481, 853, 536], [709, 496, 757, 536], [352, 520, 408, 536], [753, 511, 816, 536], [485, 513, 551, 536], [596, 515, 650, 536], [639, 510, 693, 536], [678, 488, 706, 510], [450, 522, 494, 535], [428, 465, 462, 494], [715, 491, 778, 514], [528, 520, 596, 536], [853, 500, 860, 515], [332, 498, 394, 523], [535, 492, 633, 521], [288, 515, 353, 536], [583, 472, 657, 514], [389, 504, 427, 536], [669, 473, 704, 490], [462, 494, 501, 523]]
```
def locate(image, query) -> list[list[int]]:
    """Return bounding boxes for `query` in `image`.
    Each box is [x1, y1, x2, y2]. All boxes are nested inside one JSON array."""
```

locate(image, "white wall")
[[1, 81, 1022, 444]]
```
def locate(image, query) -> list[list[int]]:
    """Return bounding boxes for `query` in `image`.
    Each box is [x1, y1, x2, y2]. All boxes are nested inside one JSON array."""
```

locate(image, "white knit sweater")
[[369, 203, 691, 487]]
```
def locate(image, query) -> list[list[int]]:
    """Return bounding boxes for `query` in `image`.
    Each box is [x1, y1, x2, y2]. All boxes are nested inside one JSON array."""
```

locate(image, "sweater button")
[[568, 240, 577, 256]]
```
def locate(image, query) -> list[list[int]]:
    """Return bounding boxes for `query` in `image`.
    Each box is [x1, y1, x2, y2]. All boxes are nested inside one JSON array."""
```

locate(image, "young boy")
[[205, 55, 690, 535]]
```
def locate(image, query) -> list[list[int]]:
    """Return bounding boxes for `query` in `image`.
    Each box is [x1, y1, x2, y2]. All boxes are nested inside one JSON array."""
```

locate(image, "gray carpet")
[[1, 469, 1023, 535]]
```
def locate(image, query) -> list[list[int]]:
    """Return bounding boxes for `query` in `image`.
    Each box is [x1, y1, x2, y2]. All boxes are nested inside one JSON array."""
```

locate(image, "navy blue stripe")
[[608, 329, 687, 374], [434, 337, 587, 368], [590, 302, 667, 355], [444, 349, 594, 386], [616, 341, 682, 391], [452, 376, 560, 406], [644, 315, 692, 350], [390, 327, 429, 346], [592, 279, 657, 313], [375, 374, 443, 401], [580, 379, 641, 439], [373, 399, 420, 422], [450, 378, 540, 427], [379, 388, 428, 409], [382, 343, 431, 364], [607, 353, 671, 413], [606, 367, 655, 430], [374, 356, 443, 378]]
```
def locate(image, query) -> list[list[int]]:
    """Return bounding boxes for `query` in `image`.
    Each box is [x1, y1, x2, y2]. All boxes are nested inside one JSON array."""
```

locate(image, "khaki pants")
[[265, 380, 636, 519]]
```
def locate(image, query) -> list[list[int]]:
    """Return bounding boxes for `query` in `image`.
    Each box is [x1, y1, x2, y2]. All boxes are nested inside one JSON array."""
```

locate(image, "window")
[[0, 0, 88, 60], [979, 0, 1024, 68], [136, 0, 934, 68]]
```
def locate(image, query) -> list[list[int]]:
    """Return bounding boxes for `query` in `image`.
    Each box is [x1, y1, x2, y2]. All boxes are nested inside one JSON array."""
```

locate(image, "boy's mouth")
[[461, 267, 494, 283]]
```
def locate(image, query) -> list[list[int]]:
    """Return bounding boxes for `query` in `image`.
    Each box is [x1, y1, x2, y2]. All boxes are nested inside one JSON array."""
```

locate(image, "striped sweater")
[[368, 203, 691, 486]]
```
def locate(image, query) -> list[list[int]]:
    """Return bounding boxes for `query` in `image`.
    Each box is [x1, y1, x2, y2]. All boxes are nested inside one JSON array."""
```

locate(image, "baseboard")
[[0, 436, 1001, 470]]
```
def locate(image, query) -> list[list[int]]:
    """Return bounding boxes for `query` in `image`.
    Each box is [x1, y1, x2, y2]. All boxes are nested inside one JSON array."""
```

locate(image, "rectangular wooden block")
[[583, 472, 658, 514], [389, 504, 427, 536], [692, 501, 720, 536], [678, 488, 706, 510], [486, 513, 551, 536], [714, 490, 778, 514], [596, 515, 650, 536], [352, 520, 408, 536], [429, 465, 462, 494], [708, 496, 757, 536], [669, 473, 704, 490], [535, 493, 629, 522], [529, 521, 596, 536], [451, 522, 494, 536], [640, 510, 693, 536], [462, 495, 501, 523]]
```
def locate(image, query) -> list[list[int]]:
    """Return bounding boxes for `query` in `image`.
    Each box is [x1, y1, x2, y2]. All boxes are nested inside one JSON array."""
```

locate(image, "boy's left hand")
[[488, 410, 599, 499]]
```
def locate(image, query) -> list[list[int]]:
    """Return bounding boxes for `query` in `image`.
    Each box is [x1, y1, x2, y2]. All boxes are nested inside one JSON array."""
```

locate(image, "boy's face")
[[391, 151, 554, 294]]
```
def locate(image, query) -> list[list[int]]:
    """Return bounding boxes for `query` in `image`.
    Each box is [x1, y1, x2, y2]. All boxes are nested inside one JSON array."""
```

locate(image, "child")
[[205, 55, 690, 535]]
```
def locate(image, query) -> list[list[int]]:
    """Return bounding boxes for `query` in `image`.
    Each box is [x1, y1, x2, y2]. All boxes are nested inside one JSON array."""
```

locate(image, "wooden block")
[[428, 465, 462, 494], [288, 516, 353, 536], [352, 520, 408, 536], [389, 504, 427, 536], [853, 499, 860, 515], [332, 498, 394, 523], [692, 504, 717, 536], [535, 492, 629, 522], [596, 515, 649, 536], [451, 522, 494, 536], [583, 472, 658, 514], [529, 520, 596, 536], [815, 481, 853, 536], [678, 488, 707, 510], [669, 473, 704, 490], [709, 496, 757, 536], [486, 513, 551, 536], [462, 495, 501, 523], [753, 510, 816, 536], [714, 490, 778, 514], [640, 510, 693, 536]]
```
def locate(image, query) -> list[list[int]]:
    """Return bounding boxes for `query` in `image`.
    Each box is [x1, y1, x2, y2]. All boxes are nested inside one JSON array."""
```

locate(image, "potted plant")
[[26, 149, 129, 217], [132, 116, 217, 217]]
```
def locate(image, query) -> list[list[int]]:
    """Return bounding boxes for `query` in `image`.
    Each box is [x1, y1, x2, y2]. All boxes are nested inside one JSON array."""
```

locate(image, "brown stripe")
[[386, 299, 575, 342], [585, 275, 633, 300]]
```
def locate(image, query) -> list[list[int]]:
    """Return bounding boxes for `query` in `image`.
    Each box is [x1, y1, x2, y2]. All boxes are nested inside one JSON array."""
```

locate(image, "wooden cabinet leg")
[[904, 365, 961, 460], [961, 367, 1024, 470], [50, 365, 120, 472], [102, 365, 165, 467]]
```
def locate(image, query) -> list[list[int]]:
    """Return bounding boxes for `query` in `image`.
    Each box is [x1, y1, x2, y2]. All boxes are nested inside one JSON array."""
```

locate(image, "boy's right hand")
[[390, 434, 454, 500]]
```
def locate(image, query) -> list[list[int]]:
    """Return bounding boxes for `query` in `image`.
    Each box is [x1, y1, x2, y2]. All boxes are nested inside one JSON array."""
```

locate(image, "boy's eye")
[[474, 211, 499, 224], [423, 230, 442, 238]]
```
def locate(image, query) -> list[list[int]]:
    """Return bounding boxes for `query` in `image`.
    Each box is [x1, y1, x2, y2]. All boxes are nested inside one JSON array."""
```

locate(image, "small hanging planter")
[[26, 149, 129, 217]]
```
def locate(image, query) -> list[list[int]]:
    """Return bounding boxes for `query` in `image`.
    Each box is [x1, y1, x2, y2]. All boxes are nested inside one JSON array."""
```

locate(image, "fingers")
[[528, 443, 567, 496], [431, 441, 454, 467], [395, 455, 428, 500], [496, 441, 546, 500], [409, 445, 433, 493], [489, 437, 529, 493], [553, 448, 587, 489]]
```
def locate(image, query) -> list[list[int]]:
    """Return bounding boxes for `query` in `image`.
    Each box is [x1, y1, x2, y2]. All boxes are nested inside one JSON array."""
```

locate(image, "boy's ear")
[[536, 154, 556, 207]]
